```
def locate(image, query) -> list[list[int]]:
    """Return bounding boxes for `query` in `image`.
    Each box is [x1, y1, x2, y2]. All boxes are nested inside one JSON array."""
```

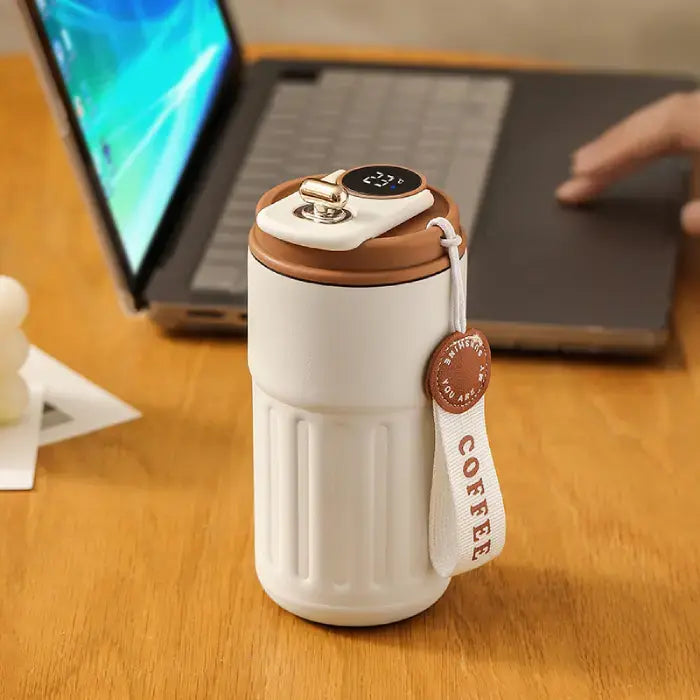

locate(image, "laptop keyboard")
[[191, 69, 512, 294]]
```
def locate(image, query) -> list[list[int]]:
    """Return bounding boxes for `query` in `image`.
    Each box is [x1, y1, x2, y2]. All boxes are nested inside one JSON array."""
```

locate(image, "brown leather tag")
[[425, 330, 492, 414]]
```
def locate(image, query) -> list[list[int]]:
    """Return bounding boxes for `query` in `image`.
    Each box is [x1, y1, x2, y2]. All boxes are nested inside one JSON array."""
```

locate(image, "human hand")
[[556, 91, 700, 235]]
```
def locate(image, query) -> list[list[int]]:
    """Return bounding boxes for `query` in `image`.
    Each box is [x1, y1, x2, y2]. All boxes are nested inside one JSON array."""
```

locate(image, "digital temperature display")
[[340, 165, 425, 198]]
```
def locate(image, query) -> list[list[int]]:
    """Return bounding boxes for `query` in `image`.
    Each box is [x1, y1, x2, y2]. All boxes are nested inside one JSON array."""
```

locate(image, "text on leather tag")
[[426, 330, 492, 414]]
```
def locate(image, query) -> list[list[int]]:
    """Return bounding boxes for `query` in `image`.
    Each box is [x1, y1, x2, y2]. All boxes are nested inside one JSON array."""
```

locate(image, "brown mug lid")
[[249, 174, 465, 287]]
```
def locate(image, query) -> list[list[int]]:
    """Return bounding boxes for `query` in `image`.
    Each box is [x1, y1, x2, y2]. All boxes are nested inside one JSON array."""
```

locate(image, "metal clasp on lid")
[[295, 178, 352, 224]]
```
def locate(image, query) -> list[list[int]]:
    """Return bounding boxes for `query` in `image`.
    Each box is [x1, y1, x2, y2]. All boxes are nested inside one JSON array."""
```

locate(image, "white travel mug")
[[248, 165, 504, 626]]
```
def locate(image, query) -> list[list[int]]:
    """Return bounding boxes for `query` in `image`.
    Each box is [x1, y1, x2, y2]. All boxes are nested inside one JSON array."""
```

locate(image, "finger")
[[681, 200, 700, 236], [557, 181, 700, 238], [556, 173, 618, 203], [572, 92, 700, 179]]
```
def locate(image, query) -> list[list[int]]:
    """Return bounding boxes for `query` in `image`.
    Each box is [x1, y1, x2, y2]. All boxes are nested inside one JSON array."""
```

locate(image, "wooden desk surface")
[[1, 45, 699, 699]]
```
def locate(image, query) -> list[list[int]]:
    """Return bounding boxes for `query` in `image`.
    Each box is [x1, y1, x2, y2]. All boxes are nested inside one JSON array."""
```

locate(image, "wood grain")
[[1, 47, 699, 700]]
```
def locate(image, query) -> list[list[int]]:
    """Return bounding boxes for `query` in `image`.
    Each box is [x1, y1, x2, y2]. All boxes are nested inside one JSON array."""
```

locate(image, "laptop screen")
[[34, 0, 234, 273]]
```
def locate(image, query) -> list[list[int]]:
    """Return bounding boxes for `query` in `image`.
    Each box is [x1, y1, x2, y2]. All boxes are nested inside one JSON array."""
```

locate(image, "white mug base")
[[259, 578, 450, 627]]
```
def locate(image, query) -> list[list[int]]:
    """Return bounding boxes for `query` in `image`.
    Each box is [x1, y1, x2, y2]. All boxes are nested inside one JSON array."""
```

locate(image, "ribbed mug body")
[[247, 251, 466, 625]]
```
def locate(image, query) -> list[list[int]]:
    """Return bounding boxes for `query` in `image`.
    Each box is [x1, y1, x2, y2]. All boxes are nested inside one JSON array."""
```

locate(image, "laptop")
[[18, 0, 696, 354]]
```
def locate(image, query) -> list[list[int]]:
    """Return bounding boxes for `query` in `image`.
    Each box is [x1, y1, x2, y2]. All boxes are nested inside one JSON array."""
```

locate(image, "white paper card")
[[20, 346, 140, 446], [0, 384, 44, 490]]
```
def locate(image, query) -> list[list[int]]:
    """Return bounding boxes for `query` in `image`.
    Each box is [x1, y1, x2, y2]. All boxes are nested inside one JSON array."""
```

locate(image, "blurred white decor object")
[[0, 276, 30, 424], [0, 329, 30, 374], [0, 276, 29, 332], [0, 374, 30, 424]]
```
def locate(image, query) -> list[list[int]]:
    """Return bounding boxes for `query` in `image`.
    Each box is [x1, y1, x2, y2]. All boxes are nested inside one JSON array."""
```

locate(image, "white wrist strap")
[[426, 217, 506, 577], [438, 216, 467, 335]]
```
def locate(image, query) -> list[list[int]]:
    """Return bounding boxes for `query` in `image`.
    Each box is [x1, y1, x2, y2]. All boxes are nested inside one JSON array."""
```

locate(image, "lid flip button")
[[296, 178, 352, 224]]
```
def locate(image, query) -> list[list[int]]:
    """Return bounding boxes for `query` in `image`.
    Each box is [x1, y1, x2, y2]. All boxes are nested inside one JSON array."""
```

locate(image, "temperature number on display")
[[340, 164, 424, 198]]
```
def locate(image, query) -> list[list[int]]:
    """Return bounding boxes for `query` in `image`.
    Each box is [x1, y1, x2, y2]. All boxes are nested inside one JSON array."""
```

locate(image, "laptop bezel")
[[20, 0, 244, 309]]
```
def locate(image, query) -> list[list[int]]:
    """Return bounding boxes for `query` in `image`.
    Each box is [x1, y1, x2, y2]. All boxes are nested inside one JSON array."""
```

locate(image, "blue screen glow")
[[38, 0, 233, 272]]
